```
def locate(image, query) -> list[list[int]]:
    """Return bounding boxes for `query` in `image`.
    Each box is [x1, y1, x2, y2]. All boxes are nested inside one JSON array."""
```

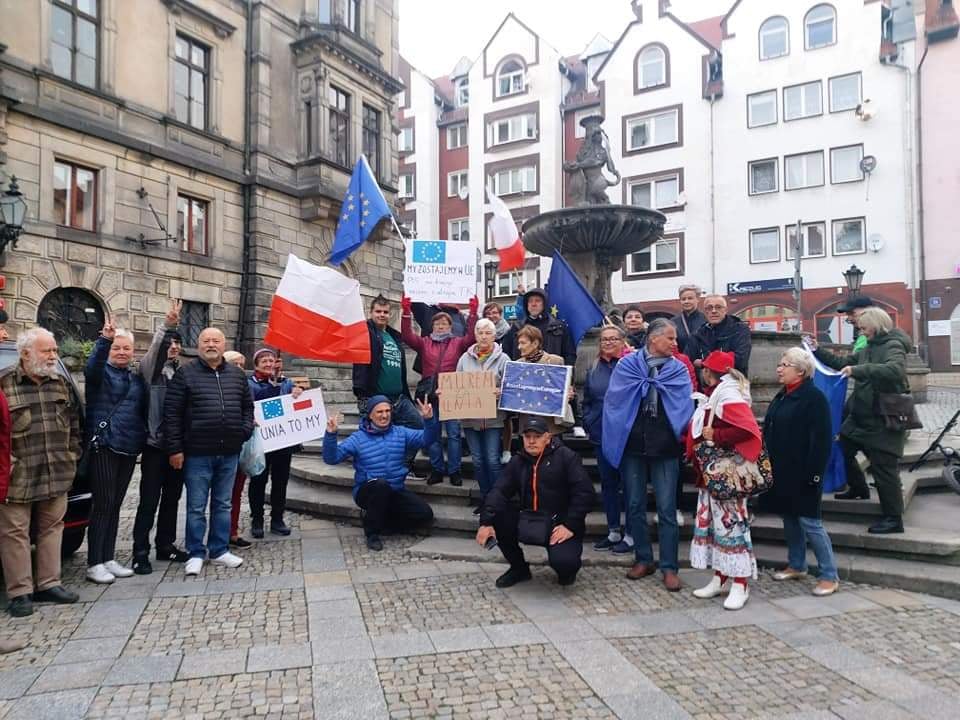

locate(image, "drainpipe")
[[237, 0, 254, 354], [916, 44, 930, 362], [708, 95, 718, 295]]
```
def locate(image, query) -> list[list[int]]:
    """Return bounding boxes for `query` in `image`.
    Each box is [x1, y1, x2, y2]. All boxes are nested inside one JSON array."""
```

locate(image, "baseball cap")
[[520, 416, 550, 435], [836, 296, 874, 313]]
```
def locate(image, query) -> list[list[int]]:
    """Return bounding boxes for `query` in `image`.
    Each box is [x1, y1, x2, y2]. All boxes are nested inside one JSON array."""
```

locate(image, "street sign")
[[929, 296, 942, 310], [727, 278, 796, 295], [503, 304, 517, 320]]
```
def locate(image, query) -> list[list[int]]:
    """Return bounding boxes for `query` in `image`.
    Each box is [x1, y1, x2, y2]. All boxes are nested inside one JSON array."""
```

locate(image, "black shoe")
[[366, 535, 384, 551], [133, 555, 153, 575], [7, 595, 33, 617], [558, 572, 578, 587], [157, 546, 189, 563], [230, 537, 253, 549], [495, 565, 532, 588], [472, 506, 482, 515], [427, 471, 443, 486], [868, 516, 904, 534], [270, 520, 292, 536], [835, 489, 870, 500], [251, 521, 264, 539], [449, 472, 462, 487], [32, 585, 78, 604]]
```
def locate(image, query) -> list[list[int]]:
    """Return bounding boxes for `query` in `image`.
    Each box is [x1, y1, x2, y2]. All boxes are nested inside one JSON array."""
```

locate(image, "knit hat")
[[252, 348, 277, 366], [702, 350, 735, 375], [366, 394, 392, 415]]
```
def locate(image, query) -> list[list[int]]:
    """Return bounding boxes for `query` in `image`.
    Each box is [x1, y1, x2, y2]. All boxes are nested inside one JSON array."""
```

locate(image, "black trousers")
[[492, 505, 583, 579], [88, 448, 138, 566], [133, 445, 184, 556], [840, 436, 904, 516], [249, 449, 293, 525], [355, 479, 433, 537]]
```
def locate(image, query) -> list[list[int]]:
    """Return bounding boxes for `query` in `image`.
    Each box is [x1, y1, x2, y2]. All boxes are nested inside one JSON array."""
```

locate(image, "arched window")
[[495, 59, 525, 98], [454, 77, 469, 107], [636, 45, 667, 89], [37, 287, 105, 343], [759, 16, 789, 59], [805, 4, 836, 50]]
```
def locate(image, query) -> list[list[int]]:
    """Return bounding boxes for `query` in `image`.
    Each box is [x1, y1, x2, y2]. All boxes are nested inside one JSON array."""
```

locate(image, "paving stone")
[[893, 690, 957, 720], [434, 560, 484, 576], [603, 690, 692, 720], [308, 614, 369, 643], [350, 567, 399, 584], [305, 584, 356, 602], [28, 660, 112, 694], [571, 659, 658, 698], [153, 580, 209, 597], [303, 570, 352, 587], [203, 577, 258, 595], [73, 598, 148, 639], [162, 535, 303, 580], [176, 649, 249, 680], [98, 576, 164, 600], [684, 597, 796, 629], [313, 660, 387, 720], [102, 653, 182, 685], [831, 699, 915, 720], [340, 532, 424, 569], [558, 567, 702, 618], [51, 636, 127, 666], [839, 667, 938, 702], [312, 636, 376, 663], [0, 603, 89, 672], [255, 572, 305, 591], [0, 668, 42, 700], [8, 687, 97, 720], [246, 642, 313, 672], [393, 562, 442, 580], [427, 627, 492, 653], [797, 644, 886, 673], [553, 639, 631, 670], [534, 618, 601, 642], [853, 589, 926, 609], [588, 610, 703, 639], [371, 631, 435, 658], [771, 592, 882, 619], [481, 622, 548, 648], [755, 620, 834, 648], [307, 596, 362, 619]]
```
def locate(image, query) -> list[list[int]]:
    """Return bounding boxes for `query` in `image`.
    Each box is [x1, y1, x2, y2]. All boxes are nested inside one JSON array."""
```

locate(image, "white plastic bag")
[[239, 431, 266, 476]]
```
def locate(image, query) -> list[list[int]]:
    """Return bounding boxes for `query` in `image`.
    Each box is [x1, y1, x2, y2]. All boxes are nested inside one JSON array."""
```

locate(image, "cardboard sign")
[[438, 371, 498, 420], [254, 387, 328, 453], [404, 239, 477, 304], [498, 361, 571, 418]]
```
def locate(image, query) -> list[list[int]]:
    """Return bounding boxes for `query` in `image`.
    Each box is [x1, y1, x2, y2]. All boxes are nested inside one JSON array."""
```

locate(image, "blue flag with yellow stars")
[[546, 250, 605, 345], [498, 361, 571, 417], [330, 156, 393, 265]]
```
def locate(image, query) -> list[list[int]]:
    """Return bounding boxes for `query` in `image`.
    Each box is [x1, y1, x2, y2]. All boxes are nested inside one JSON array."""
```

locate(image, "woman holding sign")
[[456, 318, 510, 512]]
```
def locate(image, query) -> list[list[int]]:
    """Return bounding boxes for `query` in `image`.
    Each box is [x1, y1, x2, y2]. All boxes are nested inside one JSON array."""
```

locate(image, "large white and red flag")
[[264, 254, 371, 363], [486, 186, 525, 272]]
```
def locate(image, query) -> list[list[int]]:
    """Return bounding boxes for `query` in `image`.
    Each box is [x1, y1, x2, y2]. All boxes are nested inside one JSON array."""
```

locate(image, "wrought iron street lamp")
[[484, 259, 498, 300], [842, 264, 865, 297], [0, 177, 27, 256]]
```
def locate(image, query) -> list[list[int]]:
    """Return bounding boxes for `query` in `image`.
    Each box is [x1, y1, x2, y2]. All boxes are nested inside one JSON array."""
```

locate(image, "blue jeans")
[[782, 515, 839, 581], [390, 396, 424, 430], [621, 454, 679, 572], [597, 448, 630, 535], [184, 454, 239, 560], [428, 419, 462, 474], [463, 427, 502, 497]]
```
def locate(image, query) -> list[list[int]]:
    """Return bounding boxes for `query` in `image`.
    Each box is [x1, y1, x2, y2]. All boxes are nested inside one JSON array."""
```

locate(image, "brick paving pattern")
[[0, 602, 88, 671], [161, 536, 303, 580], [341, 532, 424, 568]]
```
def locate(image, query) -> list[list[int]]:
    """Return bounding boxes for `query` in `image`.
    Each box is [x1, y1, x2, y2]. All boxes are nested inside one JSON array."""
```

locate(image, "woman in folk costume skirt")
[[687, 351, 762, 611]]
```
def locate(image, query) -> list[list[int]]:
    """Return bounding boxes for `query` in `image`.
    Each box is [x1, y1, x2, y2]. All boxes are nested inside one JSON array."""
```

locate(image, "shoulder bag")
[[695, 407, 774, 501], [78, 379, 136, 477], [517, 449, 555, 546], [877, 392, 923, 432]]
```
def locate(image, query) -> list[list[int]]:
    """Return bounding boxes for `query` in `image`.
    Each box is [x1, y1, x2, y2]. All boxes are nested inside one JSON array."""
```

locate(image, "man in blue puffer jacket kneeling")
[[323, 395, 437, 551]]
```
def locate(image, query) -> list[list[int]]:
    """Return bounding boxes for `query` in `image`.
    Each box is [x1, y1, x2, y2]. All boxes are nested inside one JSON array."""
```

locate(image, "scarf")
[[602, 351, 693, 469], [253, 370, 275, 383], [641, 353, 670, 419], [476, 346, 493, 364], [524, 349, 545, 364], [493, 317, 510, 340], [430, 331, 454, 342], [689, 376, 761, 461]]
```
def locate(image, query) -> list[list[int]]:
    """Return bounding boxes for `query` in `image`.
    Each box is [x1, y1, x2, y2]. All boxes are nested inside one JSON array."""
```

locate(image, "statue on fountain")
[[564, 115, 621, 206]]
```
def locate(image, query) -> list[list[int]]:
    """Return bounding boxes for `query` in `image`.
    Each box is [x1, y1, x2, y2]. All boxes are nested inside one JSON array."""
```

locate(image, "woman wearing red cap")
[[688, 350, 761, 611]]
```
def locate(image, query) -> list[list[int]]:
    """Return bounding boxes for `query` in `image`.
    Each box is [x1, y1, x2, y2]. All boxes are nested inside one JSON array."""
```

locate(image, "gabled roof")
[[450, 56, 472, 80], [687, 16, 724, 50], [581, 33, 614, 60]]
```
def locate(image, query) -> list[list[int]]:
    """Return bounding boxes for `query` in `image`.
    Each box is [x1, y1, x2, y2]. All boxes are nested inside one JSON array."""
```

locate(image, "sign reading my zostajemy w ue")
[[254, 387, 328, 453], [498, 361, 572, 418], [403, 240, 477, 305]]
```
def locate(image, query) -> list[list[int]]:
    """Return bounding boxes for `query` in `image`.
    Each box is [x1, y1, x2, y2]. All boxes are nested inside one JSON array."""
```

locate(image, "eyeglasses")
[[600, 337, 622, 344], [776, 362, 797, 369], [704, 305, 725, 312]]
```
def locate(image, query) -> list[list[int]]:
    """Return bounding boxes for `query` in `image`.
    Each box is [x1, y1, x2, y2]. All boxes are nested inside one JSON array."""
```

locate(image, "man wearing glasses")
[[684, 295, 752, 375]]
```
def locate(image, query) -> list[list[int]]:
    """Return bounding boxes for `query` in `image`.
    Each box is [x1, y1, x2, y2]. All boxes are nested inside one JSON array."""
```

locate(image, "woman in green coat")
[[809, 307, 912, 534]]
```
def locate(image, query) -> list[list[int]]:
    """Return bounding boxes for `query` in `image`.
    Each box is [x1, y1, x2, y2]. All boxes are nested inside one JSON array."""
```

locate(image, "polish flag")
[[486, 187, 525, 272], [264, 254, 371, 364], [293, 398, 313, 412]]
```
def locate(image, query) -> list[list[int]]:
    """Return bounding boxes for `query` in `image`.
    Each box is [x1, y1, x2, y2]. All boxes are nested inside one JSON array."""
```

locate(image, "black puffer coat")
[[164, 359, 254, 457]]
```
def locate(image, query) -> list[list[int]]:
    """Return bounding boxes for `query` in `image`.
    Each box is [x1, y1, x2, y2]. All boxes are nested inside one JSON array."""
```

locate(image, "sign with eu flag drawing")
[[498, 361, 572, 418], [253, 387, 328, 453], [404, 239, 477, 304]]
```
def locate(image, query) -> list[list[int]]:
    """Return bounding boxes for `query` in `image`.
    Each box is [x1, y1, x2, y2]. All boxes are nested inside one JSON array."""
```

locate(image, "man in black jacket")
[[476, 417, 596, 588], [670, 284, 706, 355], [502, 288, 576, 366], [684, 294, 752, 375], [164, 327, 254, 576]]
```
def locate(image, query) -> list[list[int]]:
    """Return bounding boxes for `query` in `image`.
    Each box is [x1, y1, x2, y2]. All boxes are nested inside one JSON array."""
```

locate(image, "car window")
[[0, 341, 83, 412]]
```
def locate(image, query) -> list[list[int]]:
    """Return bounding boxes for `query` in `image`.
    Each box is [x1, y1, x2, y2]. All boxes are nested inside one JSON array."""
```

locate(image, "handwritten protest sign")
[[404, 239, 477, 304], [438, 371, 498, 420], [498, 361, 571, 418], [254, 387, 328, 453]]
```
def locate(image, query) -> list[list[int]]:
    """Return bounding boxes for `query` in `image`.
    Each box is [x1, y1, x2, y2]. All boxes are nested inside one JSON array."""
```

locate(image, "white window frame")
[[626, 236, 681, 276], [747, 90, 777, 127], [830, 145, 864, 184], [447, 170, 468, 198], [398, 173, 414, 199], [487, 113, 537, 146], [805, 4, 837, 50], [786, 221, 827, 260], [448, 217, 469, 242], [495, 269, 538, 298], [832, 217, 866, 255], [397, 126, 413, 152], [492, 166, 536, 196], [638, 46, 666, 89], [625, 108, 679, 152], [759, 16, 789, 60], [749, 227, 781, 264], [784, 80, 822, 121], [784, 151, 824, 190], [627, 174, 680, 210], [748, 158, 779, 195], [829, 72, 862, 112], [496, 60, 525, 98], [446, 123, 467, 149], [455, 77, 469, 107]]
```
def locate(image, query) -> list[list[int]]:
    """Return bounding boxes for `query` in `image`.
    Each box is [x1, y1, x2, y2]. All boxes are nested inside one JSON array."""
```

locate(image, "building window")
[[829, 72, 861, 112], [636, 45, 667, 89], [397, 126, 414, 152], [759, 16, 789, 60], [492, 166, 536, 196], [50, 0, 98, 88], [179, 301, 209, 349], [625, 107, 679, 152], [173, 35, 209, 130], [749, 227, 781, 263], [304, 100, 315, 155], [447, 123, 467, 149], [496, 269, 537, 297], [784, 151, 824, 190], [627, 175, 679, 210], [395, 90, 406, 108], [748, 158, 778, 195], [783, 81, 822, 121], [495, 59, 525, 98], [447, 170, 468, 198], [177, 194, 208, 255], [805, 4, 836, 50], [786, 221, 826, 259], [747, 90, 777, 127], [328, 85, 351, 166], [455, 77, 469, 107], [53, 160, 97, 232], [832, 217, 865, 255], [627, 236, 681, 276], [398, 173, 414, 199], [362, 105, 381, 177], [487, 113, 536, 146], [319, 0, 360, 33], [448, 218, 469, 242], [831, 145, 864, 184]]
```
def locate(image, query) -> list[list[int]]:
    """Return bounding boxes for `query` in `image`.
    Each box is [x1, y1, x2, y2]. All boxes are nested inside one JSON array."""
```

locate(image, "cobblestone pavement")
[[2, 475, 960, 719]]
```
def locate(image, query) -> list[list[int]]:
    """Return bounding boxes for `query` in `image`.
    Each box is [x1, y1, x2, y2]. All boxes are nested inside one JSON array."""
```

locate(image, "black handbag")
[[516, 449, 554, 547], [877, 392, 923, 431]]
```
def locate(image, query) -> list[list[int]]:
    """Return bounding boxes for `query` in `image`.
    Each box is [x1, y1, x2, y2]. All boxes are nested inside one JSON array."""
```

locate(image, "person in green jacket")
[[809, 307, 912, 534], [836, 295, 875, 353]]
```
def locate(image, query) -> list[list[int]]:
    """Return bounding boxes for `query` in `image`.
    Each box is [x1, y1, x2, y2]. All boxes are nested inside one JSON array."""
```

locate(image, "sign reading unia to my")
[[404, 239, 477, 304], [438, 371, 498, 420], [254, 387, 328, 453]]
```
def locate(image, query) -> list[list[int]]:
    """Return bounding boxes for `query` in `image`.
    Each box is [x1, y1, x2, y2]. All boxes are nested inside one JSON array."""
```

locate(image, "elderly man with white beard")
[[0, 327, 83, 617]]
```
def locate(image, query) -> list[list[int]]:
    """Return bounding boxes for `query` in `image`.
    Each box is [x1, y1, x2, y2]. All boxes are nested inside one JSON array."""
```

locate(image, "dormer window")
[[495, 60, 525, 98], [319, 0, 360, 34], [636, 45, 667, 89], [455, 77, 469, 107]]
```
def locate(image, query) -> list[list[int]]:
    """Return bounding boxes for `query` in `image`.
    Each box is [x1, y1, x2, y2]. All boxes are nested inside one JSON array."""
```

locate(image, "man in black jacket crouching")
[[476, 417, 596, 588]]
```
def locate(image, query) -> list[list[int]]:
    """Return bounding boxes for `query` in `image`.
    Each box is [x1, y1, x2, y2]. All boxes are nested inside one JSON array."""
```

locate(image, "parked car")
[[0, 340, 91, 556]]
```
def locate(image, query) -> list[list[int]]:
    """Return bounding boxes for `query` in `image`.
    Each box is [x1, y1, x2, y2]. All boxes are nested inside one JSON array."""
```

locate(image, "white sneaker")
[[572, 426, 587, 439], [211, 551, 243, 568], [501, 450, 512, 465], [184, 558, 204, 576], [104, 560, 133, 578], [676, 510, 685, 527], [693, 575, 726, 599], [86, 564, 115, 584], [723, 582, 749, 611]]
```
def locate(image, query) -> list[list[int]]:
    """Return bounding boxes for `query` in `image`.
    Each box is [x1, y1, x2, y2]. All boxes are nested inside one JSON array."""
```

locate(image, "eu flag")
[[412, 241, 446, 264], [546, 250, 604, 345], [330, 156, 393, 265], [261, 398, 285, 420]]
